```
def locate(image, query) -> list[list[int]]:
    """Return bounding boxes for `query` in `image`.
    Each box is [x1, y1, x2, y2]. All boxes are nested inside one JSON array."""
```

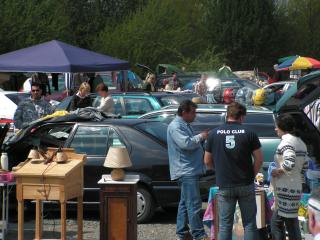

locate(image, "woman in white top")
[[96, 83, 114, 115], [271, 114, 308, 240]]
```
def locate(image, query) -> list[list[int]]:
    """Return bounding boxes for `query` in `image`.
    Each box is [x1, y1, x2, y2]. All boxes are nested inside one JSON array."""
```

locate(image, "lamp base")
[[111, 168, 125, 181]]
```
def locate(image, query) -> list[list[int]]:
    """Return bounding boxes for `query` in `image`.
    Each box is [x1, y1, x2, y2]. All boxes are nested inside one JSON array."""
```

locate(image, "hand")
[[200, 130, 209, 140], [271, 168, 285, 178]]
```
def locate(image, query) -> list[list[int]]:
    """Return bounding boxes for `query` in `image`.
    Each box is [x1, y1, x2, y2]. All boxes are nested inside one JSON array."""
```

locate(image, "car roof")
[[41, 118, 160, 127], [141, 104, 272, 116]]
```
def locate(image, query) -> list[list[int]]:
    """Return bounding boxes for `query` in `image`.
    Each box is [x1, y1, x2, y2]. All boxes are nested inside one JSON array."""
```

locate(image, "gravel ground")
[[6, 204, 209, 240]]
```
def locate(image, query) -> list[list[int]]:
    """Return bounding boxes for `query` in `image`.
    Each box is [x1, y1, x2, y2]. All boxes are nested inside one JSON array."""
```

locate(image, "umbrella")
[[276, 56, 320, 71]]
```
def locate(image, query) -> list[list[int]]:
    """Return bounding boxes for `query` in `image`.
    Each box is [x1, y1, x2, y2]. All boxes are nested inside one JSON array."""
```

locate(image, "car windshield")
[[135, 122, 168, 143], [5, 93, 30, 105]]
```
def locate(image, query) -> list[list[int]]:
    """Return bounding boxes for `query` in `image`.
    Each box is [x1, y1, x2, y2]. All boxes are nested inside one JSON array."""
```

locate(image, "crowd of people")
[[168, 100, 320, 240], [11, 71, 320, 239], [13, 81, 114, 130]]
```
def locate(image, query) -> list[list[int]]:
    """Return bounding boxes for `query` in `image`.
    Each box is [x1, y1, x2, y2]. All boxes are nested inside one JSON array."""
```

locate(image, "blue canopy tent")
[[0, 40, 130, 91], [0, 40, 129, 72]]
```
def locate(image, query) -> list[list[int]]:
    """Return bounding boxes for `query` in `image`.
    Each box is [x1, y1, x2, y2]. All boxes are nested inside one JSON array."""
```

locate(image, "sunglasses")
[[31, 89, 40, 92]]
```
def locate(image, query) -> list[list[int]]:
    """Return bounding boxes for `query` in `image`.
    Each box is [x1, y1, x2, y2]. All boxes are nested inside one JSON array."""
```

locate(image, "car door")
[[67, 124, 126, 202]]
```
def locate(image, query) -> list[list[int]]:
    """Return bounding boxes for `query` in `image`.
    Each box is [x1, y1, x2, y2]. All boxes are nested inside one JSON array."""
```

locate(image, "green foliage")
[[97, 0, 214, 69], [0, 0, 320, 72], [203, 0, 278, 70]]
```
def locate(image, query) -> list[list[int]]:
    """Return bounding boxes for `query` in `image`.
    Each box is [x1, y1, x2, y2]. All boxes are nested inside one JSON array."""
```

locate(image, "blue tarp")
[[0, 40, 130, 73]]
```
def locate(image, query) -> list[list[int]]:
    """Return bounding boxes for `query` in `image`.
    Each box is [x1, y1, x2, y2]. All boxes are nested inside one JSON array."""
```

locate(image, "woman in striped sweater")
[[271, 114, 308, 240]]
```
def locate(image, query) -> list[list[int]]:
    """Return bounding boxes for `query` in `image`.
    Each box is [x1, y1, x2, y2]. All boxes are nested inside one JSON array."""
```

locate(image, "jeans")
[[271, 210, 301, 240], [176, 176, 207, 240], [218, 184, 258, 240]]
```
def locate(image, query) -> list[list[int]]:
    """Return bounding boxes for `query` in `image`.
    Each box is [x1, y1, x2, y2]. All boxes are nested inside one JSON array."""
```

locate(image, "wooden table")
[[98, 175, 139, 240], [13, 148, 86, 240]]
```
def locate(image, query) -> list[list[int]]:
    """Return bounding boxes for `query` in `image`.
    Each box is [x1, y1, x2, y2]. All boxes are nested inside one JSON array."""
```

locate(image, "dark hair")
[[95, 83, 108, 92], [227, 102, 246, 120], [276, 114, 299, 136], [177, 100, 197, 116], [31, 82, 41, 89]]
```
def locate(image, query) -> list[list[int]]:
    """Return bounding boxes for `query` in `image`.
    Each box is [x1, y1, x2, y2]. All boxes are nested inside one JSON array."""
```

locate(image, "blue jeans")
[[218, 184, 258, 240], [176, 176, 207, 240]]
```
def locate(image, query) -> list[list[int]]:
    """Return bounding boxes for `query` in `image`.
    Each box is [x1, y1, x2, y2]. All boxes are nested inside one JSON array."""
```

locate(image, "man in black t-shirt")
[[204, 102, 263, 240]]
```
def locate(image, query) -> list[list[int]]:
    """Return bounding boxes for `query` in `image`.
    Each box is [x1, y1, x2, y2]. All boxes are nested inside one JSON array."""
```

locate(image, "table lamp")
[[28, 149, 40, 159], [104, 146, 132, 181]]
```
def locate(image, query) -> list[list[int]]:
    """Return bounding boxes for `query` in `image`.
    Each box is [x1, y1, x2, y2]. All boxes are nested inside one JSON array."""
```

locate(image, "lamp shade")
[[28, 149, 40, 159], [104, 146, 132, 169]]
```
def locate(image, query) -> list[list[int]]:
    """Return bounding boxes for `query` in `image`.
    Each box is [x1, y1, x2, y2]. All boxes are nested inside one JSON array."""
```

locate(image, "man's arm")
[[13, 104, 23, 129], [169, 126, 207, 150], [204, 151, 214, 170], [252, 148, 263, 176]]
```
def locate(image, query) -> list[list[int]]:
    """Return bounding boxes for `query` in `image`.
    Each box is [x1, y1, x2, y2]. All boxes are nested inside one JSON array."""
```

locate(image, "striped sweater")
[[273, 133, 308, 218]]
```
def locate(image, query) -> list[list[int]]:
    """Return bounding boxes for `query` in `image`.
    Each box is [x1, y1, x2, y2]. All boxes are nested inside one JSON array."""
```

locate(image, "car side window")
[[30, 124, 74, 148], [107, 128, 125, 150], [113, 97, 124, 115], [124, 98, 153, 115], [70, 126, 125, 156], [70, 126, 109, 155], [243, 113, 277, 137]]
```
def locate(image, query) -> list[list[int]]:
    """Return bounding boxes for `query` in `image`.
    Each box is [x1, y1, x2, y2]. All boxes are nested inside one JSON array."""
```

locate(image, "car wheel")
[[137, 187, 155, 223]]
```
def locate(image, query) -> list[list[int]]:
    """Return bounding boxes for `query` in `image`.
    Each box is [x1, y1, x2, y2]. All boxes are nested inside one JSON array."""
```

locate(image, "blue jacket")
[[167, 116, 205, 180]]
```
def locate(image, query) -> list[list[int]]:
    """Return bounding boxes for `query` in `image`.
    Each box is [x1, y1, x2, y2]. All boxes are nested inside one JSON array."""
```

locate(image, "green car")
[[56, 92, 199, 118], [140, 71, 320, 178]]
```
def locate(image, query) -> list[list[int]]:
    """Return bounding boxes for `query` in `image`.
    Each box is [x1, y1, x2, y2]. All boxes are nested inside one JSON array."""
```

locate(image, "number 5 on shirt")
[[226, 135, 235, 149]]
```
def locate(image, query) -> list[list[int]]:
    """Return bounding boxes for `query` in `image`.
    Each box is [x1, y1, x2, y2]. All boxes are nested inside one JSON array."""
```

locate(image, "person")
[[270, 114, 308, 240], [167, 100, 209, 240], [96, 83, 114, 114], [204, 102, 263, 240], [70, 82, 92, 110], [14, 82, 53, 129], [144, 73, 156, 92], [194, 74, 208, 100], [308, 188, 320, 240], [164, 72, 181, 91]]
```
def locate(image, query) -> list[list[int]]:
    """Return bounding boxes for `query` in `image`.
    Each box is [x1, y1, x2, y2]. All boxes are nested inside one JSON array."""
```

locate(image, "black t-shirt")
[[205, 122, 261, 188]]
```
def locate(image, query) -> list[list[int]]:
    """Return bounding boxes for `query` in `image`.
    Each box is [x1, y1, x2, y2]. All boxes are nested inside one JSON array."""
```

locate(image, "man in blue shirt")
[[167, 100, 209, 240], [204, 102, 263, 240]]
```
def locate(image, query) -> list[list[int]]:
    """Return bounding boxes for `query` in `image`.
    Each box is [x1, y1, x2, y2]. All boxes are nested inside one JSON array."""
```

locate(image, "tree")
[[97, 0, 223, 70], [203, 0, 279, 70]]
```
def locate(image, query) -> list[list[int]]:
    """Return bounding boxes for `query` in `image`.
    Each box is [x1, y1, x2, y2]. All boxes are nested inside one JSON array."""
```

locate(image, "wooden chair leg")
[[61, 201, 67, 240], [77, 196, 83, 240], [18, 200, 24, 240], [35, 200, 42, 240]]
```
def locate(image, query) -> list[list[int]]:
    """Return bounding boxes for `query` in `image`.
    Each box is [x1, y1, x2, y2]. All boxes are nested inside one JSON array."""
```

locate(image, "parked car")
[[3, 118, 214, 223], [141, 70, 320, 176], [140, 104, 280, 176], [0, 91, 31, 131], [56, 92, 199, 118]]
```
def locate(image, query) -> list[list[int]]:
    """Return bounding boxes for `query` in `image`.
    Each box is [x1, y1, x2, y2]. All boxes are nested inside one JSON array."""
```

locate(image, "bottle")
[[0, 152, 8, 171]]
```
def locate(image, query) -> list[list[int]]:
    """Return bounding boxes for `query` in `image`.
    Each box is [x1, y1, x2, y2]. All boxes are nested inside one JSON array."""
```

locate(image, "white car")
[[0, 91, 30, 127]]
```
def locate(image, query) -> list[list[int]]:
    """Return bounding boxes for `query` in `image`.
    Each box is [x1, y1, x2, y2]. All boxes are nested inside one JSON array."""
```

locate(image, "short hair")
[[31, 82, 41, 89], [276, 114, 297, 135], [227, 102, 247, 120], [96, 83, 109, 92], [177, 100, 197, 116], [79, 82, 91, 93]]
